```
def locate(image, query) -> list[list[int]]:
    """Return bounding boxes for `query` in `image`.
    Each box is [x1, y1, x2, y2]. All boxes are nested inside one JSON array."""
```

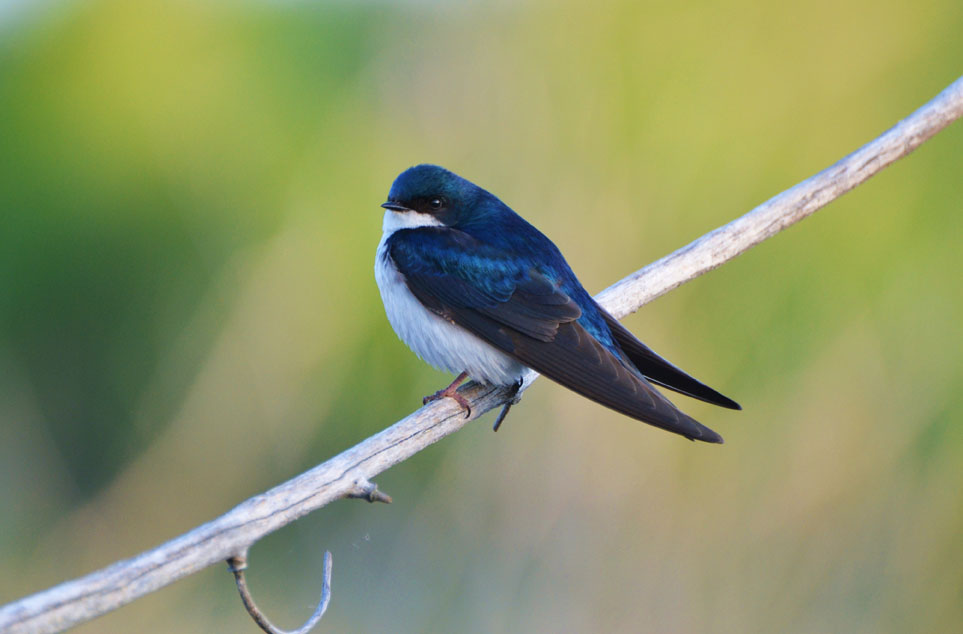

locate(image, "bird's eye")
[[428, 197, 444, 211]]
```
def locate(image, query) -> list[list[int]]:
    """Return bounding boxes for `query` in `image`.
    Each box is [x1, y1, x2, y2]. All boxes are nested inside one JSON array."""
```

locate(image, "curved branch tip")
[[227, 550, 333, 634]]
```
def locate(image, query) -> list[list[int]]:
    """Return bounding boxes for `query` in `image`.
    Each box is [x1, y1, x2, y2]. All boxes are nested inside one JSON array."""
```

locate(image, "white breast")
[[374, 211, 526, 386]]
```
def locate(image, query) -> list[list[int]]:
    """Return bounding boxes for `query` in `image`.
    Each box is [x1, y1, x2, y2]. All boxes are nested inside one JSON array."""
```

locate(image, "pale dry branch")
[[1, 75, 961, 634]]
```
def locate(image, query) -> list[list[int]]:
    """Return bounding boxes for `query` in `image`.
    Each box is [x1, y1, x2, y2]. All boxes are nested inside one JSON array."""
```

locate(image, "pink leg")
[[423, 371, 472, 418]]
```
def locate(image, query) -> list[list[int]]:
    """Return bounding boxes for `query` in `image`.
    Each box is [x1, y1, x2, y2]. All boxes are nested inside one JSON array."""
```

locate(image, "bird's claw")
[[423, 389, 472, 418], [423, 373, 472, 418]]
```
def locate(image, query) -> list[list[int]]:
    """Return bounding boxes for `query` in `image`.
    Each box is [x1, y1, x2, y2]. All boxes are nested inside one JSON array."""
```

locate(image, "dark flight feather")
[[450, 307, 724, 443], [390, 228, 724, 443], [599, 309, 741, 410]]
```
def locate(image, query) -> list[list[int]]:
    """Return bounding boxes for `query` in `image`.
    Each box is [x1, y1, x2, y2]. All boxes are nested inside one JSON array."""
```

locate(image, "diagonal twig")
[[0, 74, 960, 634]]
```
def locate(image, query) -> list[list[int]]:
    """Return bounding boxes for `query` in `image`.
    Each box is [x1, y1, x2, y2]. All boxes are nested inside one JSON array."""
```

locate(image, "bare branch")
[[597, 75, 963, 318], [227, 551, 333, 634], [1, 75, 960, 634]]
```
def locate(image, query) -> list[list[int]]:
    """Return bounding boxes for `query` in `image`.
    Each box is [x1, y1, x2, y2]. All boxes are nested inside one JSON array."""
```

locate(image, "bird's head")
[[381, 164, 482, 227]]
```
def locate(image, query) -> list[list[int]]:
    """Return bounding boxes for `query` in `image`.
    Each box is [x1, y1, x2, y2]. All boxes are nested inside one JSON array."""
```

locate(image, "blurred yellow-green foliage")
[[1, 0, 961, 632]]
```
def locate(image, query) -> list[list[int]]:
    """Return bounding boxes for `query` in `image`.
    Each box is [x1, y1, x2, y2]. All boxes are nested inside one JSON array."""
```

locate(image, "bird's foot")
[[423, 371, 472, 418]]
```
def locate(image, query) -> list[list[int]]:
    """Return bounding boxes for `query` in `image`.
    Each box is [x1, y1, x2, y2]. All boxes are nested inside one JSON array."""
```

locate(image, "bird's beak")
[[381, 201, 410, 212]]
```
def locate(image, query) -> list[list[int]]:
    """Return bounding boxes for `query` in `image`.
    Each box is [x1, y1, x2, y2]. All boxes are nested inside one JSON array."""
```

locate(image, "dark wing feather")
[[389, 228, 723, 443], [599, 309, 741, 410], [408, 266, 581, 341], [446, 306, 724, 443]]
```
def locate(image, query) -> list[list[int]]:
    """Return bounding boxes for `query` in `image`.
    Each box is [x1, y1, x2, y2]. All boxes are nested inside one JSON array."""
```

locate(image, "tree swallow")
[[375, 164, 740, 443]]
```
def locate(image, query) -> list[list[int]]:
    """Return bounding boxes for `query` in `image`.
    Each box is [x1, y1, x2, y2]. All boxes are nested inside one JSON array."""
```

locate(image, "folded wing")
[[388, 227, 724, 443]]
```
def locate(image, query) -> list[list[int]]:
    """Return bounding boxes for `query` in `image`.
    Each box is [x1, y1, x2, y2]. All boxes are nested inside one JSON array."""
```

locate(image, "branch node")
[[226, 550, 249, 573], [348, 478, 393, 504], [227, 550, 332, 634]]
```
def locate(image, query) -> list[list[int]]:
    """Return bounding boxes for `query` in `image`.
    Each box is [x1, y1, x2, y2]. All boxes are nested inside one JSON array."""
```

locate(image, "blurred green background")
[[1, 0, 961, 632]]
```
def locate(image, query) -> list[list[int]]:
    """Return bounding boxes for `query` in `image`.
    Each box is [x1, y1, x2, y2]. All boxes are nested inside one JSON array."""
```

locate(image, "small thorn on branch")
[[347, 478, 393, 504], [227, 550, 332, 634]]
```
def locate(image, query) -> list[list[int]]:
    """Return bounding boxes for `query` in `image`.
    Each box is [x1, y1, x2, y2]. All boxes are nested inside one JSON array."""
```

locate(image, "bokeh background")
[[1, 0, 961, 632]]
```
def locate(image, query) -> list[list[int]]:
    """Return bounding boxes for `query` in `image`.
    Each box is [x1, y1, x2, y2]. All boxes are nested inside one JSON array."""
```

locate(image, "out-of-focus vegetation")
[[1, 0, 960, 632]]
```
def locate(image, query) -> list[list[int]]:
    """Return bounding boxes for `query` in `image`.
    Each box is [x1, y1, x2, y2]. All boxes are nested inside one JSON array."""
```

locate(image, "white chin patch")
[[382, 210, 445, 234]]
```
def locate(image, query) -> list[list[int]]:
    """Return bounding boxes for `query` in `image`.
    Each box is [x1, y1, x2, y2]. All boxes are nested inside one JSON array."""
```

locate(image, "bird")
[[375, 164, 740, 442]]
